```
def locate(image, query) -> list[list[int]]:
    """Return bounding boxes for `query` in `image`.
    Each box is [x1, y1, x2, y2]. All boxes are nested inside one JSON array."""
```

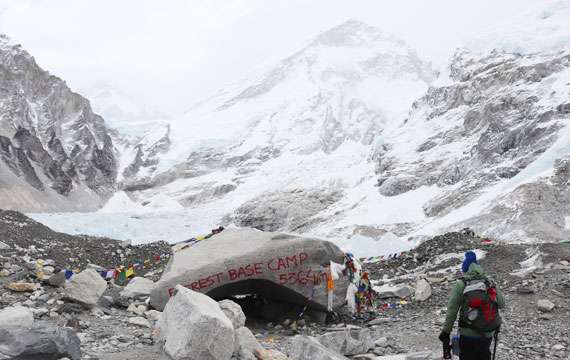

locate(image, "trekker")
[[439, 251, 505, 360]]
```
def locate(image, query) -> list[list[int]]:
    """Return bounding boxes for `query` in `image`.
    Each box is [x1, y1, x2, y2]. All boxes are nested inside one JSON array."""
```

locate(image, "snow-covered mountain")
[[27, 2, 570, 254], [95, 20, 436, 246], [0, 35, 117, 212]]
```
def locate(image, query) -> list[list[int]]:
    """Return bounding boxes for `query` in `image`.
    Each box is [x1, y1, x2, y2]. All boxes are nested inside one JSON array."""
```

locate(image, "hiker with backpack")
[[439, 251, 505, 360]]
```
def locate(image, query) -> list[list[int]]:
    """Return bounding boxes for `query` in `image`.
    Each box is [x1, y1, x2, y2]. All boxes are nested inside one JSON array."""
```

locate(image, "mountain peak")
[[311, 19, 395, 48]]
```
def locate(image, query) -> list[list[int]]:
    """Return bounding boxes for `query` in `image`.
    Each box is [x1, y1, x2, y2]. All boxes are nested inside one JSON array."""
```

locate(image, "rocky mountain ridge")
[[377, 49, 570, 242], [0, 34, 117, 212]]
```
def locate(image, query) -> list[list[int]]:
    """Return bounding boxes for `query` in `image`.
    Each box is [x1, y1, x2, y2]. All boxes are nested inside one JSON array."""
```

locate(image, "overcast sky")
[[0, 0, 537, 115]]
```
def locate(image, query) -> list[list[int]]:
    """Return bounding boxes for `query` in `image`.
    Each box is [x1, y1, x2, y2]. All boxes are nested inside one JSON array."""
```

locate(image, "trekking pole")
[[442, 341, 452, 359], [492, 329, 500, 360]]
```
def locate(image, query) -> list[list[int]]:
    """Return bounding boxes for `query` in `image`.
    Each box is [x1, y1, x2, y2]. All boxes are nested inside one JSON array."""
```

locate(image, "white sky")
[[0, 0, 537, 115]]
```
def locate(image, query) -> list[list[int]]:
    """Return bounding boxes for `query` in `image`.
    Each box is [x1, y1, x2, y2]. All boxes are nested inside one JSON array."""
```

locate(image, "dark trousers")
[[459, 336, 493, 360]]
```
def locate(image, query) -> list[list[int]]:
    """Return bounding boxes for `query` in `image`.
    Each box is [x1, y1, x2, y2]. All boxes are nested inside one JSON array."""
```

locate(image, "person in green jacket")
[[439, 251, 505, 360]]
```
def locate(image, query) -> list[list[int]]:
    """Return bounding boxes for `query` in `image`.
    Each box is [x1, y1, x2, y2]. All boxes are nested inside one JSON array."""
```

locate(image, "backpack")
[[458, 278, 502, 333]]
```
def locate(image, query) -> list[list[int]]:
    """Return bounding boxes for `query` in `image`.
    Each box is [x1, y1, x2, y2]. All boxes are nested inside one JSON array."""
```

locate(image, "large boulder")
[[157, 285, 235, 360], [0, 323, 81, 360], [120, 277, 155, 299], [316, 328, 374, 356], [234, 327, 263, 360], [287, 335, 348, 360], [219, 299, 246, 329], [0, 306, 34, 329], [150, 228, 347, 311], [64, 269, 107, 309]]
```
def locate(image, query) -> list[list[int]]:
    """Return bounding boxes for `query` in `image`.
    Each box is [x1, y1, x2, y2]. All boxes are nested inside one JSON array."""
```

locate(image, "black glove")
[[438, 331, 450, 343]]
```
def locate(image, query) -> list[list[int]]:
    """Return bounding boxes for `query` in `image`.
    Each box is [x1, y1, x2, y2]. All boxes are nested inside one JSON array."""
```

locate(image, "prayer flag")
[[65, 270, 74, 280], [106, 270, 115, 279]]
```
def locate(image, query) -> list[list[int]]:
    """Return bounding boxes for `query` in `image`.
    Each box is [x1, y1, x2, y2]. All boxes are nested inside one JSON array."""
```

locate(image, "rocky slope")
[[0, 35, 117, 212]]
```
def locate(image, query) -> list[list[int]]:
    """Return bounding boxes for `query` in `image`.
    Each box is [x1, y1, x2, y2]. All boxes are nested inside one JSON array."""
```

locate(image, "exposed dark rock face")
[[0, 35, 117, 211], [376, 50, 570, 219], [457, 157, 570, 243]]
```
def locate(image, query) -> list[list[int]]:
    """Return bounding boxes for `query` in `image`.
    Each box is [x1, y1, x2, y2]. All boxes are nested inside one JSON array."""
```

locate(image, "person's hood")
[[464, 263, 487, 281]]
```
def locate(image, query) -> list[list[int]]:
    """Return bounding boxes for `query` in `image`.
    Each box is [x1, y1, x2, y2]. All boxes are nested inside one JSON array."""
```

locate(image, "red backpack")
[[458, 279, 502, 333]]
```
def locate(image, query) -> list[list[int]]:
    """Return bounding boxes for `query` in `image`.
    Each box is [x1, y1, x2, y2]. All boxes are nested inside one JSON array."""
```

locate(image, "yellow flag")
[[125, 267, 135, 278]]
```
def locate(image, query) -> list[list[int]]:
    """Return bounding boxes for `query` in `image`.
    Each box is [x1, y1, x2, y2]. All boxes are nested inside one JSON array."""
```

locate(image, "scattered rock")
[[56, 303, 85, 315], [374, 337, 389, 347], [254, 348, 289, 360], [42, 266, 55, 275], [316, 328, 374, 356], [426, 277, 445, 284], [414, 279, 432, 301], [366, 318, 391, 326], [157, 285, 235, 360], [144, 309, 162, 322], [219, 299, 246, 329], [374, 284, 413, 299], [0, 323, 81, 360], [128, 316, 151, 328], [537, 299, 555, 312], [405, 351, 436, 359], [127, 303, 147, 316], [120, 276, 155, 299], [64, 269, 107, 309], [0, 306, 34, 328], [235, 326, 263, 360], [5, 282, 37, 292], [351, 354, 376, 360], [287, 335, 348, 360], [516, 286, 535, 294], [47, 271, 67, 287]]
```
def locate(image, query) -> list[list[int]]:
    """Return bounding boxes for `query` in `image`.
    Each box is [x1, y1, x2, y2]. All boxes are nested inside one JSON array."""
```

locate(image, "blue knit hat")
[[462, 251, 478, 273]]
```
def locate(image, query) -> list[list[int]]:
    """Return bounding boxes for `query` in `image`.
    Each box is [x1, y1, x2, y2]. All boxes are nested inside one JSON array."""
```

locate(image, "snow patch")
[[336, 232, 414, 259], [511, 247, 543, 277]]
